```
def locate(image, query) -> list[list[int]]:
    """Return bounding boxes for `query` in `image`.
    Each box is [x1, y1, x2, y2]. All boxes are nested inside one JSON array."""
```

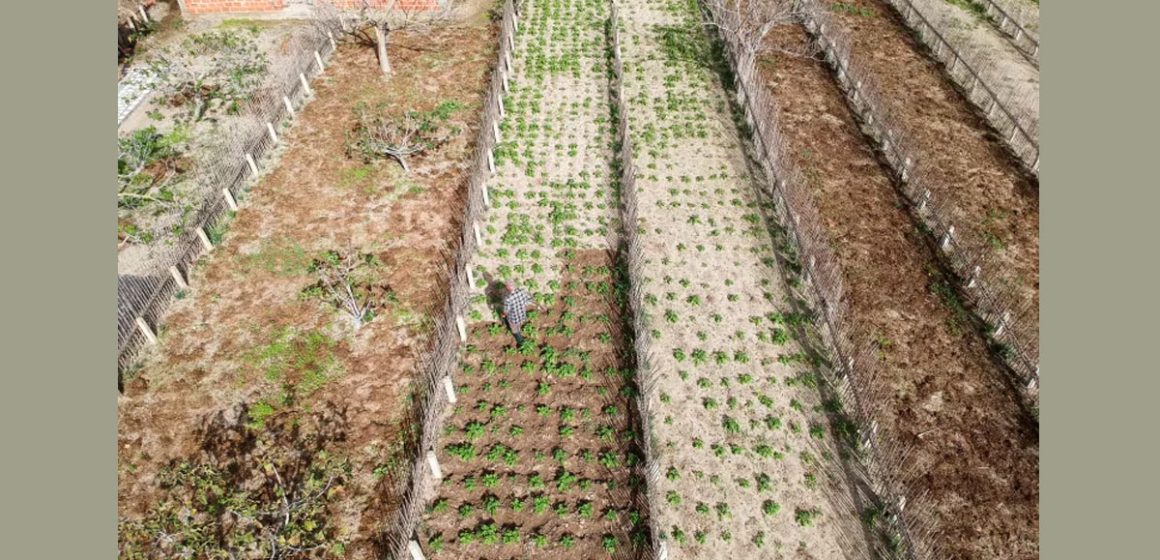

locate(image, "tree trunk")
[[384, 152, 410, 173], [374, 24, 391, 75]]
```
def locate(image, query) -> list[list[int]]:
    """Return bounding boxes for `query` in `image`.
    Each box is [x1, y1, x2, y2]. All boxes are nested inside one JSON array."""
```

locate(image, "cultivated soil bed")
[[759, 22, 1039, 560], [418, 250, 650, 559], [618, 0, 871, 557], [415, 2, 651, 556], [821, 0, 1040, 345], [117, 21, 499, 560]]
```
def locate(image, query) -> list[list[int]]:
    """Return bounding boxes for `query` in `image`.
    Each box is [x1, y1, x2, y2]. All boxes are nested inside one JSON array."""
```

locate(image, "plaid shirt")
[[503, 288, 532, 326]]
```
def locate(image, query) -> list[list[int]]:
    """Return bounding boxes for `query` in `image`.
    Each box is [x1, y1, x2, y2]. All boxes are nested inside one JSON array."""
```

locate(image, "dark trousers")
[[505, 318, 525, 346]]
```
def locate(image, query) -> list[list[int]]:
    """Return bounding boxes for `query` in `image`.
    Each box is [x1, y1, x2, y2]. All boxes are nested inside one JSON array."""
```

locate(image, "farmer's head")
[[504, 282, 515, 293]]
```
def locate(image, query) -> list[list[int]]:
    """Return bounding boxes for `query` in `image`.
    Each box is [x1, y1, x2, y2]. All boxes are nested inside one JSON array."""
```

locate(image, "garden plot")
[[420, 251, 650, 558], [466, 0, 619, 309], [117, 23, 498, 559], [416, 0, 650, 557], [758, 21, 1039, 560], [616, 0, 868, 557], [818, 0, 1040, 354], [117, 18, 319, 276]]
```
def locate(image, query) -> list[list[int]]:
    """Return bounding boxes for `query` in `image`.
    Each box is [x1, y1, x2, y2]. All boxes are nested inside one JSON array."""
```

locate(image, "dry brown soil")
[[117, 23, 497, 559], [760, 23, 1038, 560], [826, 0, 1040, 338]]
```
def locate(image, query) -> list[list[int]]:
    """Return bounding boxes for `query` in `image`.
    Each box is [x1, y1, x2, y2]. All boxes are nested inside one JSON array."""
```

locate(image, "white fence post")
[[966, 265, 981, 288], [245, 153, 259, 176], [196, 227, 214, 251], [282, 95, 295, 117], [138, 5, 149, 22], [994, 310, 1011, 336], [327, 31, 337, 52], [299, 73, 312, 96], [456, 315, 467, 342], [473, 222, 483, 246], [466, 266, 477, 290], [408, 539, 427, 560], [135, 317, 158, 345], [266, 122, 279, 143], [444, 376, 458, 404], [314, 50, 325, 71], [222, 188, 239, 211], [427, 450, 444, 480], [487, 149, 496, 173], [940, 225, 955, 250], [169, 266, 189, 290], [482, 184, 491, 208]]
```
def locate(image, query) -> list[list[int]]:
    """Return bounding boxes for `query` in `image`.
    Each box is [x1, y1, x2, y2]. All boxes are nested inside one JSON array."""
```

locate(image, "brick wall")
[[181, 0, 441, 15]]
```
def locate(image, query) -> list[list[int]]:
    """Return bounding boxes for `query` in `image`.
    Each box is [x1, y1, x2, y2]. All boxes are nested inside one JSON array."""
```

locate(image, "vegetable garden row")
[[615, 0, 874, 558], [416, 0, 653, 557]]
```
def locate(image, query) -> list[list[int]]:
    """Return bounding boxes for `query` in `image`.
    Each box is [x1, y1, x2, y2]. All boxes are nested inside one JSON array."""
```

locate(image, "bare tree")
[[346, 101, 456, 172], [302, 249, 394, 330], [705, 0, 798, 60], [311, 0, 454, 75]]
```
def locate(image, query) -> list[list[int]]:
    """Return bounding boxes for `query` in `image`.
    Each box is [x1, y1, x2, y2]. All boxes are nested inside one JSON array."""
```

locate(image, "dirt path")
[[616, 0, 872, 558], [817, 0, 1040, 362], [117, 24, 498, 559], [416, 0, 650, 557], [760, 22, 1039, 560]]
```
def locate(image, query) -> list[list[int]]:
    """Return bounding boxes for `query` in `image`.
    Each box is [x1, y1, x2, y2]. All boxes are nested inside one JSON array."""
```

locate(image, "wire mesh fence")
[[974, 0, 1039, 61], [370, 2, 521, 556], [608, 2, 664, 557], [116, 26, 339, 382], [880, 0, 1039, 176], [795, 0, 1040, 394]]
